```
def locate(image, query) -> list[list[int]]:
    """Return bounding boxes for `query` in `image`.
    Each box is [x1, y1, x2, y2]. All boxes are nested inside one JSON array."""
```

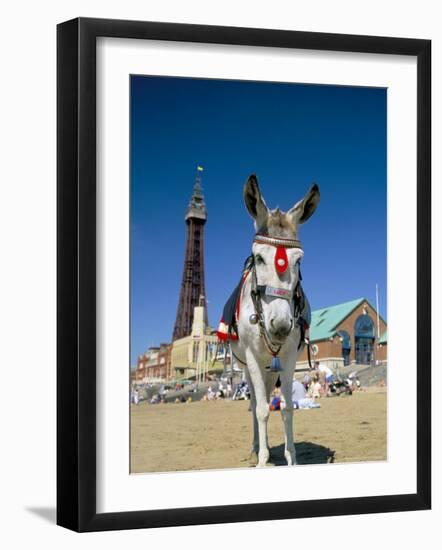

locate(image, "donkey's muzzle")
[[269, 318, 292, 341]]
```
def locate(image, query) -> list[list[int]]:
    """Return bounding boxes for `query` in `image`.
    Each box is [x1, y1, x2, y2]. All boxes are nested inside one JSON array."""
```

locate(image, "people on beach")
[[207, 386, 215, 400], [315, 361, 334, 395], [132, 388, 139, 405], [292, 378, 321, 409], [308, 376, 322, 399]]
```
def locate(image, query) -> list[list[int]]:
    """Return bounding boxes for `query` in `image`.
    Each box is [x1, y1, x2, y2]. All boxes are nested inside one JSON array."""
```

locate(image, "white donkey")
[[231, 174, 319, 467]]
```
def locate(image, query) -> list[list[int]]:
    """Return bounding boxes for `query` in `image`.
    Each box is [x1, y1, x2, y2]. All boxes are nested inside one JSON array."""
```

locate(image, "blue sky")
[[130, 76, 386, 366]]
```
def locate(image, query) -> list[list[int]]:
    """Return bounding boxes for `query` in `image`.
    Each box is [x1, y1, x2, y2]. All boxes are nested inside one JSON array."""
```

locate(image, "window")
[[337, 330, 351, 366], [354, 314, 375, 338], [354, 315, 375, 365]]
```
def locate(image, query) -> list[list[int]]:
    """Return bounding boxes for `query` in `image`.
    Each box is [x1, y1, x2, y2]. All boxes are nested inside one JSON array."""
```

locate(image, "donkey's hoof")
[[285, 450, 297, 466], [256, 450, 270, 467], [245, 450, 258, 466]]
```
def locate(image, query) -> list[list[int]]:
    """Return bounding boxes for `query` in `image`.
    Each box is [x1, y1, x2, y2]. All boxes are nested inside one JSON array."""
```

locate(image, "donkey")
[[230, 174, 319, 467]]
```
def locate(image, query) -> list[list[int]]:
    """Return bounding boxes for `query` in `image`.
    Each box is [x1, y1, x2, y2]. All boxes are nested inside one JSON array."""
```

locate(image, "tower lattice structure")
[[172, 170, 208, 341]]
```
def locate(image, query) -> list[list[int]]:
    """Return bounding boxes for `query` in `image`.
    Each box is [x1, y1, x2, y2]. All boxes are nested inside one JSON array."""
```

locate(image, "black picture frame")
[[57, 17, 431, 532]]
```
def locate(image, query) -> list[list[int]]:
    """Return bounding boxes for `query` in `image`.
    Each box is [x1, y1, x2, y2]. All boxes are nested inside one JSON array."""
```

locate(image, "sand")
[[130, 388, 387, 473]]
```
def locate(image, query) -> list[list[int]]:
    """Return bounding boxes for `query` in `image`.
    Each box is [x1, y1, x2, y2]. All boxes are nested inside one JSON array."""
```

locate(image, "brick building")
[[135, 343, 172, 383], [297, 297, 387, 369]]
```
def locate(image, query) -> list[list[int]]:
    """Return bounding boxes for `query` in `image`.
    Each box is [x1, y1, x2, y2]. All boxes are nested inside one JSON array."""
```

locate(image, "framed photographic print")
[[57, 17, 431, 532]]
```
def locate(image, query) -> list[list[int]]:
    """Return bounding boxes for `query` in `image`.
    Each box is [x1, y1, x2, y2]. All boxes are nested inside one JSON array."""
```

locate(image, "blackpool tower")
[[172, 167, 208, 341]]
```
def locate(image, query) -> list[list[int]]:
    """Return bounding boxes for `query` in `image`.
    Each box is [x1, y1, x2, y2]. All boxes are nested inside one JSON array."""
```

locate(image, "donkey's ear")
[[287, 183, 320, 225], [243, 174, 269, 230]]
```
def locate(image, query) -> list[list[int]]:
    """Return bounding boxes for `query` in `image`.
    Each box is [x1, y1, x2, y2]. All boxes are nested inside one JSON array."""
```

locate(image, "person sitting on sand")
[[291, 379, 305, 404], [292, 378, 320, 409], [309, 377, 322, 399], [303, 373, 311, 391], [270, 394, 281, 411], [207, 386, 215, 400]]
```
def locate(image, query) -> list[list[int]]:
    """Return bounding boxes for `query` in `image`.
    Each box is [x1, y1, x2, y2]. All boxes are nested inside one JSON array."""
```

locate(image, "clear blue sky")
[[130, 76, 386, 366]]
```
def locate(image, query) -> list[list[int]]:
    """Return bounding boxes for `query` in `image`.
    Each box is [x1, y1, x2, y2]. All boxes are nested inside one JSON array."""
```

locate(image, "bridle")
[[248, 234, 306, 372]]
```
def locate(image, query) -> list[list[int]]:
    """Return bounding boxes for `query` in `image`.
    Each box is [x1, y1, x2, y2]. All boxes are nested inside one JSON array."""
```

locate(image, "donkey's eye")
[[255, 254, 266, 265]]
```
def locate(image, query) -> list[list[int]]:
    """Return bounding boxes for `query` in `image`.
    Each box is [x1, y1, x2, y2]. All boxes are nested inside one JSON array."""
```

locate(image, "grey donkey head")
[[243, 174, 320, 238]]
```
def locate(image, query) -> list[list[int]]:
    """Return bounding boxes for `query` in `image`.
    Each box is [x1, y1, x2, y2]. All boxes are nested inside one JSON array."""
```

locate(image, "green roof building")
[[297, 297, 387, 369]]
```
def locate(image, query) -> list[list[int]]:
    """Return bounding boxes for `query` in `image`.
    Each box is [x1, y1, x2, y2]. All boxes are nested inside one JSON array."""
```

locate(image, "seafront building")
[[134, 305, 225, 383], [134, 343, 171, 384], [170, 304, 224, 381], [296, 297, 387, 370]]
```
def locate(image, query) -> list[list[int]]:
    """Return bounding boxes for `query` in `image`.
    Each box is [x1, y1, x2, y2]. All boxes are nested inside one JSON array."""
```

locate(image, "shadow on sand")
[[269, 441, 335, 466]]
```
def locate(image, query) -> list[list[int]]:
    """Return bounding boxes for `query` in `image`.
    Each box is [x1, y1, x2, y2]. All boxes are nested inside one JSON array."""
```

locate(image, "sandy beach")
[[130, 387, 387, 473]]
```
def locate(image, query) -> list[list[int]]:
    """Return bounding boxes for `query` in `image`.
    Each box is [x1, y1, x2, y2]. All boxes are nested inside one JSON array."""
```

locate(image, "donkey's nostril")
[[269, 318, 292, 338], [279, 325, 291, 337]]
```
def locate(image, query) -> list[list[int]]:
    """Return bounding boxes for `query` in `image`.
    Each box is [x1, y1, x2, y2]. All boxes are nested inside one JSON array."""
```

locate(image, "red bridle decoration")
[[274, 246, 288, 274], [253, 234, 302, 276]]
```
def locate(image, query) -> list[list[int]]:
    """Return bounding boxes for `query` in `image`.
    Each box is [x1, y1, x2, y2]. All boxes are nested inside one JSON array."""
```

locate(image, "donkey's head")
[[244, 174, 320, 344], [244, 174, 320, 238]]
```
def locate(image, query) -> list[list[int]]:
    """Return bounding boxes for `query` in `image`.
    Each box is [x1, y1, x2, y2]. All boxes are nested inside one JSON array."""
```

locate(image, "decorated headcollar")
[[253, 234, 303, 275]]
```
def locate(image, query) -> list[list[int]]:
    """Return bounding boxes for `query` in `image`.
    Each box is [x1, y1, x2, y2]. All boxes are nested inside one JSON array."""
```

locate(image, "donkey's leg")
[[245, 369, 259, 456], [279, 368, 297, 466], [264, 373, 279, 451], [246, 353, 270, 467]]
